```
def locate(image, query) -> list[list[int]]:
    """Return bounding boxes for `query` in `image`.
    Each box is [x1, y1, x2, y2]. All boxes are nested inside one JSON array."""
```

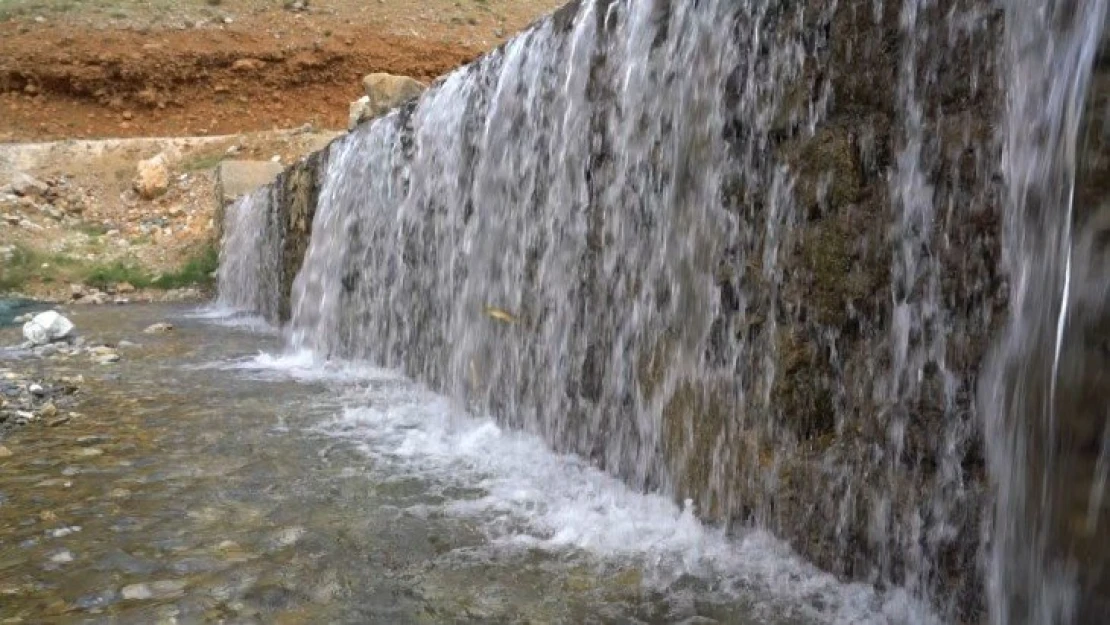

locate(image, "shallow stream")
[[0, 305, 931, 624]]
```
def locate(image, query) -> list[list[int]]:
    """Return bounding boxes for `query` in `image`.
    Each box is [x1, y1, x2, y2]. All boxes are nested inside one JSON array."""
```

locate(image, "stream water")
[[0, 304, 931, 624]]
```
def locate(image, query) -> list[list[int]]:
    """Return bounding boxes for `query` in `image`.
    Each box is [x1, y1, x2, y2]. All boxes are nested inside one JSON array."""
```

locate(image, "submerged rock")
[[143, 322, 174, 334], [120, 580, 186, 601]]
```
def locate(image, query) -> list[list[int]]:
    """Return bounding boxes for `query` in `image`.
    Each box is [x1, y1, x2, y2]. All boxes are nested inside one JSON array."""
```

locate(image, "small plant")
[[83, 261, 153, 290], [82, 243, 219, 291], [0, 245, 36, 292], [151, 243, 219, 289]]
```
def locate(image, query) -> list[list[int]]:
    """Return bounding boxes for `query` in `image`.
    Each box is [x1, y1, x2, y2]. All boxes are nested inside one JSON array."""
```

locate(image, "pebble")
[[143, 322, 175, 334], [48, 526, 82, 538], [0, 446, 11, 458], [47, 414, 71, 427], [28, 383, 44, 396], [121, 580, 186, 601], [49, 550, 75, 564], [273, 526, 305, 548]]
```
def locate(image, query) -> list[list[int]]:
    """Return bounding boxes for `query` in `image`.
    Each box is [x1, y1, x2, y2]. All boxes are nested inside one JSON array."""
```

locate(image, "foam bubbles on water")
[[211, 349, 396, 385], [222, 350, 940, 625], [185, 305, 276, 333]]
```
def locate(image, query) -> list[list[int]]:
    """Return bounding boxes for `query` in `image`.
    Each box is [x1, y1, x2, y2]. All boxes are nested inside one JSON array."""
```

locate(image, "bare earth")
[[0, 0, 564, 301]]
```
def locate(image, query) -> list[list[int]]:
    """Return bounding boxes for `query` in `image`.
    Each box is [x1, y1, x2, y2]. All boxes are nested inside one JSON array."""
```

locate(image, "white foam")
[[204, 343, 940, 624], [208, 348, 401, 385], [316, 375, 941, 625], [183, 305, 276, 333]]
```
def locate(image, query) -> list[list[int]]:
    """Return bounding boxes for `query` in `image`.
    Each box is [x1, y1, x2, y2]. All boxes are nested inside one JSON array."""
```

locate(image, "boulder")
[[134, 154, 172, 200], [353, 73, 427, 127], [22, 311, 75, 346], [10, 172, 48, 197]]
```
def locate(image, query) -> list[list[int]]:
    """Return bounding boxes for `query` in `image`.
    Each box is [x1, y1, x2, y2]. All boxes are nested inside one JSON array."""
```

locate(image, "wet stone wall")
[[220, 1, 1110, 621]]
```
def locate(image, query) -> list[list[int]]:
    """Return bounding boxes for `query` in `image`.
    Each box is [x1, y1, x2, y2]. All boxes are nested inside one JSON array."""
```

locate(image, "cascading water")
[[216, 190, 282, 319], [981, 0, 1109, 623], [288, 0, 810, 494], [216, 0, 1109, 621]]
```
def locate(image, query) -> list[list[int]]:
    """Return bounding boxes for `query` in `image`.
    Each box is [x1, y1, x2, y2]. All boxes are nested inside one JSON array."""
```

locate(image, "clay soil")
[[0, 0, 565, 142]]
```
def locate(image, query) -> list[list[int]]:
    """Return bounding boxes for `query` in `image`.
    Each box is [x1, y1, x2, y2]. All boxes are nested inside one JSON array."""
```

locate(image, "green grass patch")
[[84, 243, 219, 290], [151, 243, 219, 289], [1, 242, 219, 294], [0, 245, 38, 292], [82, 260, 154, 290]]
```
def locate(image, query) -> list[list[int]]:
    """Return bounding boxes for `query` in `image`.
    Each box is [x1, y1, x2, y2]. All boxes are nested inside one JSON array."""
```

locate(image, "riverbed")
[[0, 304, 929, 624]]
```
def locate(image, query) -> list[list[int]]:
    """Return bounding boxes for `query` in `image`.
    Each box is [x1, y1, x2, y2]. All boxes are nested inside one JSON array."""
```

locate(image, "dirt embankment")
[[0, 24, 480, 141], [0, 0, 564, 301], [0, 0, 565, 142]]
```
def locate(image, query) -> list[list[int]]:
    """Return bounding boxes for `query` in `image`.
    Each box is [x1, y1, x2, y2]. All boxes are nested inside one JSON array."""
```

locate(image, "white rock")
[[22, 311, 76, 346], [28, 383, 44, 395], [121, 580, 186, 601], [121, 584, 153, 600], [143, 322, 175, 334], [348, 95, 371, 130]]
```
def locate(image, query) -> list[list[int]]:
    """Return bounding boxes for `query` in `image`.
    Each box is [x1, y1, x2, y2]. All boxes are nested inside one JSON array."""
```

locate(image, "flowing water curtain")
[[982, 0, 1109, 623], [217, 189, 282, 319]]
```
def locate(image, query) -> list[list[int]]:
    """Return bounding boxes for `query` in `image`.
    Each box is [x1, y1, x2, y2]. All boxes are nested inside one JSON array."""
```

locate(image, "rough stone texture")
[[357, 73, 427, 125], [222, 1, 1109, 620], [133, 153, 171, 200], [269, 149, 328, 322], [348, 96, 372, 130], [702, 2, 1004, 619]]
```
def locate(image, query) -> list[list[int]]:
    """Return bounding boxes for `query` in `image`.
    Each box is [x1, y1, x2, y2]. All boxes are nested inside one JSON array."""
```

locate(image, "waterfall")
[[216, 190, 282, 319], [982, 0, 1109, 623], [216, 0, 1109, 620], [288, 0, 809, 494]]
